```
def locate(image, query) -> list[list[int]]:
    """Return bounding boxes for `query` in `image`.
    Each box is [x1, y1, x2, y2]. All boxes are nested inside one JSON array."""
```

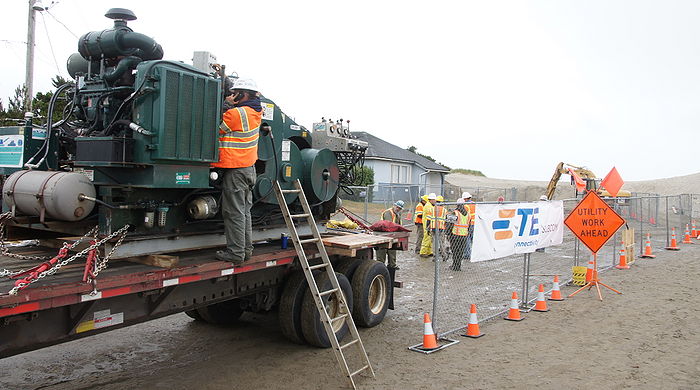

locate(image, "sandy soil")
[[1, 228, 698, 389]]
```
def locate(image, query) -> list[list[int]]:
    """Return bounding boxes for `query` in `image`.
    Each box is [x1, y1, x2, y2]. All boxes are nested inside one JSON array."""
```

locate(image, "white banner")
[[471, 200, 564, 262]]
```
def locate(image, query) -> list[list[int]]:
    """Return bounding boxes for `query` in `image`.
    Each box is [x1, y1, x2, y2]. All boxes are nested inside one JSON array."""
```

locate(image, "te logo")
[[492, 208, 540, 240]]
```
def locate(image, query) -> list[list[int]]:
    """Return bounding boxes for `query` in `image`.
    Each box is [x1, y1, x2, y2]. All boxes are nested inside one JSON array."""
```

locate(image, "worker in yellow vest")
[[461, 191, 476, 260], [434, 195, 448, 261], [413, 195, 427, 254], [448, 199, 471, 271], [376, 200, 404, 269], [419, 193, 437, 258]]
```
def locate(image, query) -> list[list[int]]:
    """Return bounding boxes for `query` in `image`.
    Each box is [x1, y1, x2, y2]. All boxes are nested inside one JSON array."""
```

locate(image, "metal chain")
[[8, 225, 130, 295], [0, 212, 52, 263]]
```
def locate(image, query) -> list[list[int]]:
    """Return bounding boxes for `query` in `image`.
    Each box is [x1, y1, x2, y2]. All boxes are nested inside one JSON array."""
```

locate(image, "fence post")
[[431, 225, 441, 334], [665, 196, 670, 247], [521, 253, 531, 306], [639, 197, 644, 256]]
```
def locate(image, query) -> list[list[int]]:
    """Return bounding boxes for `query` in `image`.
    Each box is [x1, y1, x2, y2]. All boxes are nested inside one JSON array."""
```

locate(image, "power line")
[[45, 9, 78, 39], [39, 12, 62, 76]]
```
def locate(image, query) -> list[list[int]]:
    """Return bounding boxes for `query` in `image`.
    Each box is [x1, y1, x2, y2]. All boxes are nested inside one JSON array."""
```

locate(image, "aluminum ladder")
[[273, 179, 374, 389]]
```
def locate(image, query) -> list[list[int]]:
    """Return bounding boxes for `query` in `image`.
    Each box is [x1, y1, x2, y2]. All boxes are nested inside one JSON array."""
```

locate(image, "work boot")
[[216, 249, 244, 265]]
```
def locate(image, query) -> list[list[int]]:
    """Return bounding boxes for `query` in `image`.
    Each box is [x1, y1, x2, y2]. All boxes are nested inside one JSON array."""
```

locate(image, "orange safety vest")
[[466, 202, 476, 226], [414, 203, 424, 224], [452, 210, 470, 236], [211, 106, 261, 169], [431, 205, 447, 230], [381, 208, 400, 224]]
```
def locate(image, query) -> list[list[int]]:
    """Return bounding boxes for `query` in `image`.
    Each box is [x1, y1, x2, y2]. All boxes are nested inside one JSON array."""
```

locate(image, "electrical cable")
[[39, 12, 62, 76], [45, 9, 78, 39], [25, 83, 72, 169]]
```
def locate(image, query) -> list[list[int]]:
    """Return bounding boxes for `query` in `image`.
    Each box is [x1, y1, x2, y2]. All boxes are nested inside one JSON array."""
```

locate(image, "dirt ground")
[[1, 233, 698, 389]]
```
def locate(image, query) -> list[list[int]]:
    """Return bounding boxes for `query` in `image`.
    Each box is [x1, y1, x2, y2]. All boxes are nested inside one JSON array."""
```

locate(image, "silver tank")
[[3, 171, 96, 221]]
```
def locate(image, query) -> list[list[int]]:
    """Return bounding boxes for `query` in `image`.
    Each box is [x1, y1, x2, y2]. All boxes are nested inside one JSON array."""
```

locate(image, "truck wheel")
[[278, 271, 315, 344], [196, 299, 244, 325], [351, 260, 390, 327], [334, 257, 362, 281], [301, 272, 353, 348], [185, 309, 203, 321]]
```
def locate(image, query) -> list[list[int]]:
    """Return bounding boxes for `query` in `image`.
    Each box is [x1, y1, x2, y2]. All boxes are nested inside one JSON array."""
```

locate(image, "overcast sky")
[[1, 0, 698, 181]]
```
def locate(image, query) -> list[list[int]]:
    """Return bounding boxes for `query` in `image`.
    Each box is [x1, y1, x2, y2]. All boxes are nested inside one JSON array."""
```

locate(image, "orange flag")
[[601, 167, 624, 197], [568, 168, 586, 193]]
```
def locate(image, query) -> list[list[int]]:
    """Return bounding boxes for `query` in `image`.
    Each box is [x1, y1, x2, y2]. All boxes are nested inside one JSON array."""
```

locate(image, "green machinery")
[[0, 8, 366, 256]]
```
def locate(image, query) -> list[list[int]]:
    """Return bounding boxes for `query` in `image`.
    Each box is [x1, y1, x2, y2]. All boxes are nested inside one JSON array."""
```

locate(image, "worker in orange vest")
[[461, 191, 476, 260], [213, 78, 262, 265], [413, 195, 427, 254]]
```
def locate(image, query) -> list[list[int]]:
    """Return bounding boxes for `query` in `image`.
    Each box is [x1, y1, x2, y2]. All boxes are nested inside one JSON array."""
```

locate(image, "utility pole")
[[25, 0, 45, 112]]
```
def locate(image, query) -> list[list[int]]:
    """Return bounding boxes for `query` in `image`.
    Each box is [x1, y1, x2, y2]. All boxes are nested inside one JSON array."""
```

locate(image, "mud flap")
[[388, 266, 396, 310]]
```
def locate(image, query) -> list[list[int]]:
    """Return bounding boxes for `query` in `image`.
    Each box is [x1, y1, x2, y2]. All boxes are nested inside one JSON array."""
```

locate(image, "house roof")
[[351, 131, 450, 172]]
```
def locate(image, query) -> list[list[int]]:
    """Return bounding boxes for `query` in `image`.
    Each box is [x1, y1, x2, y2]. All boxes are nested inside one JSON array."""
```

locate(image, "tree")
[[406, 145, 449, 170], [350, 166, 374, 186], [8, 85, 27, 117]]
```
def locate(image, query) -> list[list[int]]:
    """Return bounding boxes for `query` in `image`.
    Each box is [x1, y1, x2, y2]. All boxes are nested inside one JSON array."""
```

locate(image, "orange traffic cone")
[[682, 224, 693, 244], [650, 217, 656, 225], [585, 258, 595, 283], [532, 284, 549, 312], [549, 275, 565, 301], [421, 313, 438, 350], [504, 291, 524, 321], [640, 233, 656, 258], [692, 221, 698, 238], [461, 304, 485, 338], [616, 243, 630, 269], [665, 227, 681, 251]]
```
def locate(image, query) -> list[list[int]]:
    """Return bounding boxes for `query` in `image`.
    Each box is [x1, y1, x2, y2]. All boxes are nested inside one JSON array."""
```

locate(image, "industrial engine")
[[0, 8, 367, 256]]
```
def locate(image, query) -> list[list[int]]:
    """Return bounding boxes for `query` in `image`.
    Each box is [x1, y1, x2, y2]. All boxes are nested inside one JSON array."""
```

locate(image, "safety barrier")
[[416, 193, 699, 346]]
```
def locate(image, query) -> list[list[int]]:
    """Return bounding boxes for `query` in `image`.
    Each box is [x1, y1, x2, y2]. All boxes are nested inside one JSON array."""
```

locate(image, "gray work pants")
[[376, 248, 397, 269], [414, 223, 423, 253], [222, 167, 256, 262]]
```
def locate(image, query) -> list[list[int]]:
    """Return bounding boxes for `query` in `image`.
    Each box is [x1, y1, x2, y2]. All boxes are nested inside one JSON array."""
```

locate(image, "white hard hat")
[[539, 195, 548, 201], [461, 191, 472, 199], [427, 193, 437, 200], [232, 78, 259, 92]]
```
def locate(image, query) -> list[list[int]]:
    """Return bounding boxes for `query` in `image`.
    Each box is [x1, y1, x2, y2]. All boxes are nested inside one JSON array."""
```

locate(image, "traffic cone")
[[585, 258, 595, 283], [549, 275, 565, 301], [682, 224, 693, 244], [461, 304, 485, 338], [421, 313, 438, 350], [692, 221, 698, 238], [504, 291, 524, 321], [640, 233, 656, 258], [532, 284, 549, 312], [616, 243, 630, 269], [665, 228, 681, 251]]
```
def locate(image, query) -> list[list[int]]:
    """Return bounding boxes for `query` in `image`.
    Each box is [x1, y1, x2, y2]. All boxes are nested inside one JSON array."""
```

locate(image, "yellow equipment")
[[545, 162, 631, 202]]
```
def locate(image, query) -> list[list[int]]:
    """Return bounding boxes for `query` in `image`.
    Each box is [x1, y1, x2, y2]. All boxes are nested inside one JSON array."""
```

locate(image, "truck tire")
[[195, 299, 244, 325], [300, 272, 353, 348], [351, 260, 390, 327], [278, 271, 315, 344], [334, 257, 362, 281]]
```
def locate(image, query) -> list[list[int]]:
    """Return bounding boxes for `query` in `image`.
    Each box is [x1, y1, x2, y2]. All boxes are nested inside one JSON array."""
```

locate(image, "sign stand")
[[563, 190, 626, 301], [567, 251, 622, 301]]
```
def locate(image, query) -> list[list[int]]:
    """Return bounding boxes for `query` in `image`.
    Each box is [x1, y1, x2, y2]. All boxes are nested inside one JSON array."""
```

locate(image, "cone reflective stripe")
[[682, 224, 693, 244], [504, 291, 524, 321], [532, 284, 549, 312], [616, 243, 630, 269], [549, 275, 565, 300], [422, 313, 438, 349], [462, 304, 485, 338], [692, 221, 697, 238], [665, 227, 681, 250], [639, 233, 656, 258]]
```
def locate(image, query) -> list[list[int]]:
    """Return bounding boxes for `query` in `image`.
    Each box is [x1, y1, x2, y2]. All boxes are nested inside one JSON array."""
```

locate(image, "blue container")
[[281, 234, 289, 249]]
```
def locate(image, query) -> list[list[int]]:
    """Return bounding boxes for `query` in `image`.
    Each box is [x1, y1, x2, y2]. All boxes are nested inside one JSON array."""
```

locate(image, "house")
[[351, 132, 450, 201]]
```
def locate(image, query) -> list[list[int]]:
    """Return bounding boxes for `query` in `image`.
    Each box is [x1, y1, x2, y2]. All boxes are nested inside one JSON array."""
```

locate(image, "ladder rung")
[[290, 213, 311, 218], [318, 288, 339, 297], [329, 313, 348, 323], [299, 238, 320, 244], [339, 339, 359, 350], [308, 263, 328, 270], [349, 364, 370, 378], [281, 189, 301, 194]]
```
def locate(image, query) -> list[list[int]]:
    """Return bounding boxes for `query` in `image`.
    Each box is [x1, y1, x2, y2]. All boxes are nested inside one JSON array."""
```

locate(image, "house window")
[[390, 164, 411, 184]]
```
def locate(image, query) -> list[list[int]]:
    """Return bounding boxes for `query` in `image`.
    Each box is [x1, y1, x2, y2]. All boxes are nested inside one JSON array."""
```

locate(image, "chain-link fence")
[[425, 194, 699, 339]]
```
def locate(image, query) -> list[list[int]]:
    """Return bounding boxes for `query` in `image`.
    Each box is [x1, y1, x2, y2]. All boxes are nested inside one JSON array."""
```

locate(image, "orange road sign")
[[564, 190, 625, 253]]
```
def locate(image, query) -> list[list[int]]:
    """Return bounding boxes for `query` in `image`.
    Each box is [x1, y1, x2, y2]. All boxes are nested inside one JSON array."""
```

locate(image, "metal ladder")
[[273, 179, 374, 389]]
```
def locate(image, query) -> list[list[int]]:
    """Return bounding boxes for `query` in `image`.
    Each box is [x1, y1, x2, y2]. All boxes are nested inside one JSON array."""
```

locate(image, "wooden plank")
[[127, 254, 180, 269], [322, 233, 392, 249]]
